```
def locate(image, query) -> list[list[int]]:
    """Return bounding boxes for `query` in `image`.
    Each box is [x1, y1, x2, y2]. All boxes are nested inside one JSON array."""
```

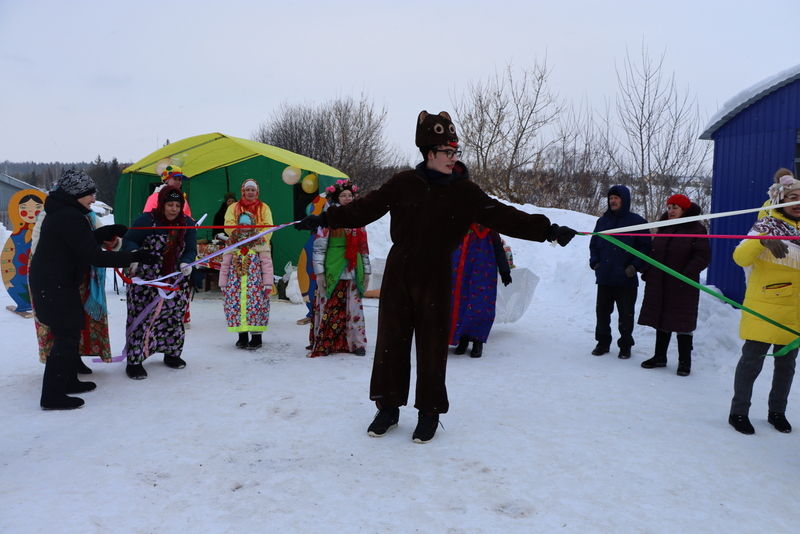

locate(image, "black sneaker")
[[591, 344, 609, 356], [768, 411, 792, 433], [126, 364, 148, 380], [618, 347, 631, 359], [164, 355, 186, 369], [367, 407, 399, 437], [729, 414, 754, 435], [676, 364, 691, 377], [641, 356, 666, 369], [412, 413, 440, 444], [66, 380, 96, 394]]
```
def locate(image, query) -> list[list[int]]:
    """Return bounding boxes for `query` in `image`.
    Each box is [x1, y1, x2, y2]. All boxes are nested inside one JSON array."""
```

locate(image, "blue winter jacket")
[[589, 185, 651, 287]]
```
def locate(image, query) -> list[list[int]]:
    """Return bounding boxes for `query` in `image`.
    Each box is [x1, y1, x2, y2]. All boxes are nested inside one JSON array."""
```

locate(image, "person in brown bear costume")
[[295, 110, 577, 443]]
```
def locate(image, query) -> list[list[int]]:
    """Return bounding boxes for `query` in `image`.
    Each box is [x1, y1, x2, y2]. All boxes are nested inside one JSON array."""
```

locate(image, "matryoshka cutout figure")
[[2, 188, 46, 315]]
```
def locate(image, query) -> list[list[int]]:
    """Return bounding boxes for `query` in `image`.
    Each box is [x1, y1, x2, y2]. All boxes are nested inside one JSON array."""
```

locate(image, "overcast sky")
[[0, 0, 797, 165]]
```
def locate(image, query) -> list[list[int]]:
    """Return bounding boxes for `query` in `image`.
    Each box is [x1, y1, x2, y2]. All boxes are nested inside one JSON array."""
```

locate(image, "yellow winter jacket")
[[734, 210, 800, 344]]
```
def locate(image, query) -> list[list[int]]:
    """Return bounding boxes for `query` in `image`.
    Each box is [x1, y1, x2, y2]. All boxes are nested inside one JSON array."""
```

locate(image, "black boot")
[[454, 337, 469, 355], [412, 412, 440, 444], [235, 333, 248, 349], [641, 330, 671, 369], [470, 341, 483, 358], [768, 411, 792, 433], [591, 342, 610, 356], [676, 334, 692, 376], [126, 363, 148, 380], [76, 358, 93, 375], [367, 406, 400, 437], [164, 354, 186, 369], [41, 331, 84, 410], [248, 333, 262, 350], [65, 379, 96, 393], [41, 363, 84, 410], [729, 414, 754, 435]]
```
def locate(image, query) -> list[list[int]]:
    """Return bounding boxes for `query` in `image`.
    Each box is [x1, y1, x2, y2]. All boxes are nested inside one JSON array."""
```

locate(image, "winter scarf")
[[750, 214, 800, 271], [83, 211, 108, 320]]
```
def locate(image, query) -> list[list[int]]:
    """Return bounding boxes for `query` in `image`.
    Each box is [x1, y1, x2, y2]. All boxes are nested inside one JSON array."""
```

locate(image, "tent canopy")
[[123, 132, 348, 179], [116, 133, 347, 276]]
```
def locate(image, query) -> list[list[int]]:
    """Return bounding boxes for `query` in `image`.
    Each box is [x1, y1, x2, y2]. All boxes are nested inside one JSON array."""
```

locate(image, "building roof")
[[0, 172, 41, 191], [699, 63, 800, 140]]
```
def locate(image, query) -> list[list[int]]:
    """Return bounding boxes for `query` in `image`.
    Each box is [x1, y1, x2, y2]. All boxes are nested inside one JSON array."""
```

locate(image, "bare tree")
[[602, 45, 711, 219], [534, 102, 615, 214], [253, 95, 401, 192], [452, 61, 561, 202]]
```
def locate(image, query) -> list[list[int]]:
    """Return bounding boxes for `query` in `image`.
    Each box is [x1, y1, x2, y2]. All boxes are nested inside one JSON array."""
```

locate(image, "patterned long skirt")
[[123, 234, 191, 364], [223, 252, 270, 332], [308, 279, 366, 357]]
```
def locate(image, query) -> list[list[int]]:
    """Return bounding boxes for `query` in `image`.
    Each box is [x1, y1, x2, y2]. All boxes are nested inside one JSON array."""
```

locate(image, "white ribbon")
[[598, 199, 800, 234]]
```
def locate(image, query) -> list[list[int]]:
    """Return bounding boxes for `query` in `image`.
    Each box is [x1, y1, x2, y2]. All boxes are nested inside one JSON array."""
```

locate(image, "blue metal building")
[[699, 64, 800, 304]]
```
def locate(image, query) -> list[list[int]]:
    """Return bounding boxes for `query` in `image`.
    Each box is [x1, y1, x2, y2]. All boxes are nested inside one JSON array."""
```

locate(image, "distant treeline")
[[2, 157, 130, 206]]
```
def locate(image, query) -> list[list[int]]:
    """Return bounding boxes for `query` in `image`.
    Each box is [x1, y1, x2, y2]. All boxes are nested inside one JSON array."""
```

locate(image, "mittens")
[[546, 224, 578, 247], [761, 238, 789, 259]]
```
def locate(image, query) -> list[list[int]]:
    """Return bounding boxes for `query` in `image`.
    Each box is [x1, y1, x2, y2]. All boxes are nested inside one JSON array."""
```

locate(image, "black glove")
[[94, 224, 128, 243], [295, 213, 328, 231], [761, 238, 788, 259], [624, 264, 637, 278], [500, 271, 512, 286], [546, 224, 578, 247], [132, 249, 160, 265]]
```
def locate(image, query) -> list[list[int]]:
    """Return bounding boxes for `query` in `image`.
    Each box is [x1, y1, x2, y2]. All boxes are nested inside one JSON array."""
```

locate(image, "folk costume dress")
[[308, 226, 370, 357], [220, 191, 274, 334], [449, 224, 510, 346], [219, 217, 274, 334], [121, 211, 196, 364]]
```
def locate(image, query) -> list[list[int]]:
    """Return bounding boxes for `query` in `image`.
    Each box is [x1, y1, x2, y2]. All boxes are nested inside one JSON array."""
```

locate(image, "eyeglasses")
[[434, 148, 462, 159]]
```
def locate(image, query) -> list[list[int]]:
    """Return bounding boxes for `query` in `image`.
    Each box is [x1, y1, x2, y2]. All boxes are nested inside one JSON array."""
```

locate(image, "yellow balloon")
[[282, 166, 301, 185], [301, 173, 318, 194]]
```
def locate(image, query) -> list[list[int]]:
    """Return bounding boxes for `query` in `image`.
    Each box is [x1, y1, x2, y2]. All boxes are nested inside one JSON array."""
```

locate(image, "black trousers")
[[730, 340, 798, 415], [40, 327, 81, 403], [594, 284, 637, 349], [370, 261, 451, 414]]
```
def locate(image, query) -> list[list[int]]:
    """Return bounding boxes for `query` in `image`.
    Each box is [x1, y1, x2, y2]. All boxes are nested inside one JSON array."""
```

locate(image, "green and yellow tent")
[[116, 132, 348, 275]]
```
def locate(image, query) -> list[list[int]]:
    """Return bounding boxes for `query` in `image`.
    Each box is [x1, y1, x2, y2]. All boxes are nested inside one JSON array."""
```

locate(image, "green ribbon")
[[594, 233, 800, 357]]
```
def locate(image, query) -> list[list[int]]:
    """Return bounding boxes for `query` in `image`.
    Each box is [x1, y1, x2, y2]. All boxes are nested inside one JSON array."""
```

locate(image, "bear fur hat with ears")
[[415, 110, 459, 148]]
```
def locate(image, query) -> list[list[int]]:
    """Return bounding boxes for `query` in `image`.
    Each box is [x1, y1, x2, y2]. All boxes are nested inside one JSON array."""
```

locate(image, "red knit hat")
[[667, 194, 691, 210]]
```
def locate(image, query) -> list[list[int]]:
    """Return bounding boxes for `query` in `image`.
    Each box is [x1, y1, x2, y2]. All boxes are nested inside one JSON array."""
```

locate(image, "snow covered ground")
[[2, 204, 798, 533]]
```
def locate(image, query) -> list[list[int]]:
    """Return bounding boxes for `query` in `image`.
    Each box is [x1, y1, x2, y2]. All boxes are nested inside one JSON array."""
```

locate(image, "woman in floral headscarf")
[[728, 168, 800, 435], [307, 179, 370, 357], [220, 179, 274, 349], [122, 186, 197, 380]]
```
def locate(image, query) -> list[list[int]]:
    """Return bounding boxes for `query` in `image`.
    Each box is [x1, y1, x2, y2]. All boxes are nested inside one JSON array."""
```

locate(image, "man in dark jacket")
[[296, 110, 578, 443], [29, 170, 156, 410], [589, 185, 651, 359]]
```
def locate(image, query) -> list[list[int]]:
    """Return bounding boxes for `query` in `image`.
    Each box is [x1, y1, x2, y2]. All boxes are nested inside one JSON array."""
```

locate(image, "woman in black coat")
[[637, 194, 710, 376], [29, 170, 155, 410]]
